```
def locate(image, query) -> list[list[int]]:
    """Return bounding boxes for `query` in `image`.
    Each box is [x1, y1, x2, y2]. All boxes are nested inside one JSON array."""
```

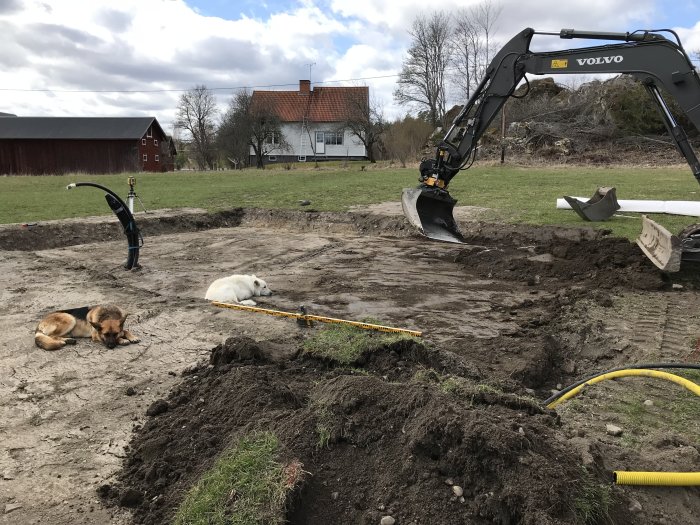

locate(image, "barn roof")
[[0, 117, 165, 140], [251, 82, 368, 123]]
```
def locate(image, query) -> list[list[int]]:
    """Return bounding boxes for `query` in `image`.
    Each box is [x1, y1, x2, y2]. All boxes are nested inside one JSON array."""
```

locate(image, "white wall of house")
[[250, 122, 366, 160]]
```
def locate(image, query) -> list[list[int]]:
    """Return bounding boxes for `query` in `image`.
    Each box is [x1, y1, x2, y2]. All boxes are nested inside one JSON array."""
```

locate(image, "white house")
[[249, 80, 368, 164]]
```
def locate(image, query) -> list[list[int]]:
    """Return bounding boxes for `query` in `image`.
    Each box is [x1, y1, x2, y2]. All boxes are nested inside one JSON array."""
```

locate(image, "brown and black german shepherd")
[[35, 305, 139, 351]]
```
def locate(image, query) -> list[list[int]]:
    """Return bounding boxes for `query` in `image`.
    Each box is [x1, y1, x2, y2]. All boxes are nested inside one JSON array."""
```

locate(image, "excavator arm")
[[402, 27, 700, 252]]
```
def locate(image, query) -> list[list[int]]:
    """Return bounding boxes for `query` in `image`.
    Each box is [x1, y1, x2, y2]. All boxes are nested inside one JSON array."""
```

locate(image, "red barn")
[[0, 116, 176, 174]]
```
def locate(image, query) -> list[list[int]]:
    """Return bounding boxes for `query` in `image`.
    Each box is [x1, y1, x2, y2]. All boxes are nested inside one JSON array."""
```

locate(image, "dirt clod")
[[144, 400, 168, 417]]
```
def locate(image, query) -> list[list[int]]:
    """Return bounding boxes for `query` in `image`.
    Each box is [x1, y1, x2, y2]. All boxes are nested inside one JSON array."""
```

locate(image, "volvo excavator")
[[402, 27, 700, 271]]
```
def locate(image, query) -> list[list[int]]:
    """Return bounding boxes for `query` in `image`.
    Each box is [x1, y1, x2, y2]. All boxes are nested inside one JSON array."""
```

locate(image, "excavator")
[[402, 27, 700, 271]]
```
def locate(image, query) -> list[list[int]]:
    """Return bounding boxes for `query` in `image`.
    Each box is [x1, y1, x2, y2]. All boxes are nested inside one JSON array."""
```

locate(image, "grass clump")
[[174, 432, 302, 525], [313, 404, 333, 449], [302, 320, 416, 365], [572, 467, 614, 525]]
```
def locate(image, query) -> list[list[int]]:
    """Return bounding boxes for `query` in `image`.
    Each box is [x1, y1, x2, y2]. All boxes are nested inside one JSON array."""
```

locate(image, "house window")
[[155, 155, 160, 162], [146, 127, 152, 138], [142, 139, 146, 146], [324, 131, 343, 145], [264, 132, 280, 145], [154, 139, 158, 146], [268, 155, 277, 162], [143, 154, 147, 162]]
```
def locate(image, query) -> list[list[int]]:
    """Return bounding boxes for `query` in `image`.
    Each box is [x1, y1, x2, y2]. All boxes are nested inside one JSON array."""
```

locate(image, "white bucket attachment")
[[636, 215, 681, 272]]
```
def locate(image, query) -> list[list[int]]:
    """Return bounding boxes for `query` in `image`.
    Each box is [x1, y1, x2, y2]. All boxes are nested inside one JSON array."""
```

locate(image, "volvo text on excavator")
[[401, 27, 700, 271]]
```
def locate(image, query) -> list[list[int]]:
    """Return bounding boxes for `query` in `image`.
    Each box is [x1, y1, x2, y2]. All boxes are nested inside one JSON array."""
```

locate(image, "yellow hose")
[[614, 471, 700, 486], [547, 369, 700, 409]]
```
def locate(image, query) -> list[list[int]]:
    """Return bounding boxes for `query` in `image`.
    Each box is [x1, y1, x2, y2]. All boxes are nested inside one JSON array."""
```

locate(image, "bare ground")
[[0, 205, 698, 524]]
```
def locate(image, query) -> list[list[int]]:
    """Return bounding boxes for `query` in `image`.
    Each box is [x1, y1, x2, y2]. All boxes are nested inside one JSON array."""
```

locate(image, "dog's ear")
[[253, 279, 260, 287], [120, 313, 128, 327], [90, 321, 102, 332]]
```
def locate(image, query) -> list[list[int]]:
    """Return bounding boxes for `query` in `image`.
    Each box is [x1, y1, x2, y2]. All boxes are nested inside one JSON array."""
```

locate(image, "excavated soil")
[[1, 206, 699, 525]]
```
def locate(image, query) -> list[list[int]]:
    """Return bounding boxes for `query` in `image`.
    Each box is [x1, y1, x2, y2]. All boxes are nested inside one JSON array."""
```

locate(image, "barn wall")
[[0, 139, 142, 175], [138, 125, 173, 172]]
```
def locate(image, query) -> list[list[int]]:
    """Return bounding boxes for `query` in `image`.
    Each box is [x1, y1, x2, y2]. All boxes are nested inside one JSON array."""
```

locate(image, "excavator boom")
[[403, 27, 700, 270]]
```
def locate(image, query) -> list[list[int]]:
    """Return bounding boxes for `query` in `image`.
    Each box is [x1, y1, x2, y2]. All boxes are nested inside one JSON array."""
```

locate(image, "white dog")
[[205, 274, 273, 306]]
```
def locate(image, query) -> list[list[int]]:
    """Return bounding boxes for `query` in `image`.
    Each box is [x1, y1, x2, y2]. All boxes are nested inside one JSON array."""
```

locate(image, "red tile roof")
[[251, 83, 368, 123]]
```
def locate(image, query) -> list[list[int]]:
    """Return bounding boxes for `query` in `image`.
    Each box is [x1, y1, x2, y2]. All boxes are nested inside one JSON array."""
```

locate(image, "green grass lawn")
[[1, 162, 699, 241]]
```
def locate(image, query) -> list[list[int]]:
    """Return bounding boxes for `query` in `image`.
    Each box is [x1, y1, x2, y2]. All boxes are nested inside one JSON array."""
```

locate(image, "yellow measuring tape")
[[211, 301, 422, 337]]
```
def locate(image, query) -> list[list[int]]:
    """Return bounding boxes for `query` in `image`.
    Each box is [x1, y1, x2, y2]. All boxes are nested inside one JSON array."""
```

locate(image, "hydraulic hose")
[[544, 363, 700, 407], [546, 368, 700, 409], [614, 471, 700, 486], [66, 182, 142, 270]]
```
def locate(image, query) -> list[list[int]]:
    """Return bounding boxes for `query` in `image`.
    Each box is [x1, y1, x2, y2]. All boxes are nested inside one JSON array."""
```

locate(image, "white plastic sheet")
[[556, 198, 700, 216]]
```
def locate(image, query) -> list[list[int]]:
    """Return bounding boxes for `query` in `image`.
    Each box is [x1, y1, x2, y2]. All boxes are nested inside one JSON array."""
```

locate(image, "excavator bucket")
[[401, 187, 465, 243], [636, 215, 681, 272], [563, 187, 621, 222]]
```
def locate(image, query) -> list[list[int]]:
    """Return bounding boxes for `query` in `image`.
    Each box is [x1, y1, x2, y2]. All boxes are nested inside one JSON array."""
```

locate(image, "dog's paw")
[[64, 338, 77, 345], [121, 331, 140, 344], [239, 300, 257, 306]]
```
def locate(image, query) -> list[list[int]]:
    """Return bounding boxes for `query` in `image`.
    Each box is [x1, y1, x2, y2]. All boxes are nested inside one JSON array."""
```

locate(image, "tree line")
[[173, 2, 501, 170]]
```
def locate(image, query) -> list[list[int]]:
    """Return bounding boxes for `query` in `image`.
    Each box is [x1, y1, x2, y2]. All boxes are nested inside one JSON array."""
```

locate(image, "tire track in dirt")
[[601, 293, 699, 361]]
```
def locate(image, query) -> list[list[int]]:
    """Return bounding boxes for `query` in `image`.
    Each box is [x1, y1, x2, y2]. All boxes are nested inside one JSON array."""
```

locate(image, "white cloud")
[[0, 0, 697, 130]]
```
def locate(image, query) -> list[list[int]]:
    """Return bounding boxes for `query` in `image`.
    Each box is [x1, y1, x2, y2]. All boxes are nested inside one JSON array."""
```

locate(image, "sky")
[[1, 0, 700, 134]]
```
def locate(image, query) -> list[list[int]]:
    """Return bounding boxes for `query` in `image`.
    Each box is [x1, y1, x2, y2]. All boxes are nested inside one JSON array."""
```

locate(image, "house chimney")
[[300, 80, 311, 94]]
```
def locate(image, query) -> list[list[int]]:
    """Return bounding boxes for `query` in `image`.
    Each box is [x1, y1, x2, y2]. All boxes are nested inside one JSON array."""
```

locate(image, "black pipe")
[[66, 182, 142, 270]]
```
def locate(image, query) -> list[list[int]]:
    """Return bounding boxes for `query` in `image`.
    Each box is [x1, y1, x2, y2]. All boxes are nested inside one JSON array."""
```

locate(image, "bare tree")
[[175, 85, 218, 170], [473, 0, 501, 68], [218, 89, 254, 168], [394, 11, 452, 128], [344, 89, 386, 163], [450, 1, 502, 101], [218, 89, 291, 169], [384, 115, 433, 167], [248, 97, 291, 169], [451, 10, 480, 101]]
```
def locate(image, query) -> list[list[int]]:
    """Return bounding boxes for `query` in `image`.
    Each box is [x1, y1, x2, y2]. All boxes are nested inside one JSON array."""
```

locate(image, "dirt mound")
[[102, 336, 594, 525], [455, 228, 668, 291], [0, 208, 412, 252]]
